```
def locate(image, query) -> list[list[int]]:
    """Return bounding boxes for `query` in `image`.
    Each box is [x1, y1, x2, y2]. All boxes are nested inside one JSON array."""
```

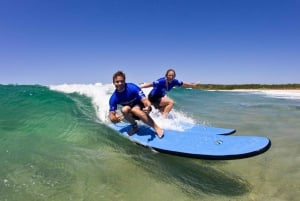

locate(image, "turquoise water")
[[1, 84, 299, 201]]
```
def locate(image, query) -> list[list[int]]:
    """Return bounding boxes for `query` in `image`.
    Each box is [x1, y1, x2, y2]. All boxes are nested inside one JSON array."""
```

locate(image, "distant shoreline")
[[194, 83, 300, 90], [1, 83, 300, 91], [218, 89, 300, 94]]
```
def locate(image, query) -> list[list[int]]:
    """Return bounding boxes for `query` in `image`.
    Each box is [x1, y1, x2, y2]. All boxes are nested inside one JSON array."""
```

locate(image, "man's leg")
[[121, 106, 138, 135], [131, 106, 164, 138]]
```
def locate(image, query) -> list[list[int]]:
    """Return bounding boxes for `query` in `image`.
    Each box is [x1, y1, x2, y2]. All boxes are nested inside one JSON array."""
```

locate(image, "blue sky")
[[1, 0, 299, 85]]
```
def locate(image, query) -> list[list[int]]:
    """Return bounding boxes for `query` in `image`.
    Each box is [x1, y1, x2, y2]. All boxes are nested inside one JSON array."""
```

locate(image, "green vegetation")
[[192, 83, 300, 90]]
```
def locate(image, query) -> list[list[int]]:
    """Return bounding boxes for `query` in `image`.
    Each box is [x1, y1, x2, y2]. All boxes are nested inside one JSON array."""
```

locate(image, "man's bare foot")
[[155, 126, 164, 139]]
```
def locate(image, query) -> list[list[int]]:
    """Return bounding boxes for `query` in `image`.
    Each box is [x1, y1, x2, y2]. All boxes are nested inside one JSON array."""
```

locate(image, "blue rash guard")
[[148, 77, 183, 108], [109, 83, 146, 112], [149, 77, 183, 97]]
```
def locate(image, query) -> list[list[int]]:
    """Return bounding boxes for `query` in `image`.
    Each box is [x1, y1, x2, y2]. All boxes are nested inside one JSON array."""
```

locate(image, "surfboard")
[[109, 123, 271, 160], [183, 123, 236, 135]]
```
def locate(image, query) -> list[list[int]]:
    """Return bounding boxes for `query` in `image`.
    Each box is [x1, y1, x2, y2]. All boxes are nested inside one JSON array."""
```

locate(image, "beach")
[[230, 89, 300, 93]]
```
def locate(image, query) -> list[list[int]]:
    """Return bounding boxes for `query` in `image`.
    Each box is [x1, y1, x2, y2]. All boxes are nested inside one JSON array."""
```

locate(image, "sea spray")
[[49, 83, 195, 130]]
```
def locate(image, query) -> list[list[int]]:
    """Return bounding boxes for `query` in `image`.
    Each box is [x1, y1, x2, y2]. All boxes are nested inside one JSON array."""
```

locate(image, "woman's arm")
[[182, 81, 199, 88], [140, 82, 153, 88]]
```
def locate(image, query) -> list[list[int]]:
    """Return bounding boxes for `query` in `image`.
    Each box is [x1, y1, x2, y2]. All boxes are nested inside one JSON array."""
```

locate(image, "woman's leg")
[[159, 96, 174, 116]]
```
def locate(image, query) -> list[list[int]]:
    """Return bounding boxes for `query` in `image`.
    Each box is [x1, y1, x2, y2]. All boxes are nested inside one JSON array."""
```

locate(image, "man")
[[109, 71, 164, 138]]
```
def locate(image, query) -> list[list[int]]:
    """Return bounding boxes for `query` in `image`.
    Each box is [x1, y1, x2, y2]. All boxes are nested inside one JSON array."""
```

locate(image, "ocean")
[[1, 84, 299, 201]]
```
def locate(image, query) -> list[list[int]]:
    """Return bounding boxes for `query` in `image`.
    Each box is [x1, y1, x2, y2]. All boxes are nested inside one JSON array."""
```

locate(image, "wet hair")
[[165, 68, 176, 77], [112, 70, 126, 82]]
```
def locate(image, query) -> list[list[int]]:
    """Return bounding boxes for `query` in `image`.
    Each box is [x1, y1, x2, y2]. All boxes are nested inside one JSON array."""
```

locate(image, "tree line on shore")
[[192, 83, 300, 90]]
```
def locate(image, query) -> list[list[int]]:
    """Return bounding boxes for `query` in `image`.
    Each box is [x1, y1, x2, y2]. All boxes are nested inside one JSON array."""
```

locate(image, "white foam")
[[49, 83, 195, 131], [229, 89, 300, 100], [259, 90, 300, 100]]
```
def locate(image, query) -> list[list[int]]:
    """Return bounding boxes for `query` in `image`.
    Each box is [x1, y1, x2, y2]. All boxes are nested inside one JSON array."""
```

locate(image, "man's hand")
[[142, 106, 152, 114], [110, 112, 124, 123]]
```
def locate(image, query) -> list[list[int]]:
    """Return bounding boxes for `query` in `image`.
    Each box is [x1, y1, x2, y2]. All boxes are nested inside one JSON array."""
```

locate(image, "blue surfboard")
[[109, 123, 271, 160], [183, 123, 236, 135]]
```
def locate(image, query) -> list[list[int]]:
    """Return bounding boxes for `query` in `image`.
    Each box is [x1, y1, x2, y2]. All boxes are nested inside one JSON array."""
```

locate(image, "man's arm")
[[140, 97, 152, 113], [109, 111, 123, 123]]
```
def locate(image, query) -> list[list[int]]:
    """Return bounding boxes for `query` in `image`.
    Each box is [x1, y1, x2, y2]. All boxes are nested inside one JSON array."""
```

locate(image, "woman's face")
[[166, 71, 175, 82]]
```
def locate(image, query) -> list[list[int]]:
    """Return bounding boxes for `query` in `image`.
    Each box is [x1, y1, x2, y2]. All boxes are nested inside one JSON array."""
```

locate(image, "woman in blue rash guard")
[[140, 69, 199, 117]]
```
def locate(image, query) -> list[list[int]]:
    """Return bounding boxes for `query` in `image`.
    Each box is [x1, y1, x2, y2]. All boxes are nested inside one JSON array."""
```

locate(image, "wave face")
[[1, 84, 300, 201]]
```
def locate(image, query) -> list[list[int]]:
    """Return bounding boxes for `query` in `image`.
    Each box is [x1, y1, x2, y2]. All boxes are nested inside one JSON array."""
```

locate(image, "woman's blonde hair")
[[165, 69, 176, 77]]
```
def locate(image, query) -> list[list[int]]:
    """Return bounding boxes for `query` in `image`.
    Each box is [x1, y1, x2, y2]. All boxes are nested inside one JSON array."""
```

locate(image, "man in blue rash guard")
[[140, 69, 199, 117], [109, 71, 164, 138]]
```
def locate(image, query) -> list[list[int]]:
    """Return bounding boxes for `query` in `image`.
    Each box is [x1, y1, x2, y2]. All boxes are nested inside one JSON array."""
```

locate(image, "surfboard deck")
[[183, 123, 236, 135], [109, 123, 271, 160]]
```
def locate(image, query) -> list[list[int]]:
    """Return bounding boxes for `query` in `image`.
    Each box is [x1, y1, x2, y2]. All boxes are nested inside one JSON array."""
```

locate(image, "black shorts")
[[127, 102, 145, 120], [148, 94, 162, 109]]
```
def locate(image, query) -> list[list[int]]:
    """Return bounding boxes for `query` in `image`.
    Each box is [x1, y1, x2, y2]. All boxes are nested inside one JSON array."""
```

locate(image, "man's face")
[[114, 75, 125, 92]]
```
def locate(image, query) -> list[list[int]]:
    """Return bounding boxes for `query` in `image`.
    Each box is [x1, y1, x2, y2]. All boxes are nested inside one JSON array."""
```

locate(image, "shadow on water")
[[105, 130, 251, 198], [139, 155, 250, 197]]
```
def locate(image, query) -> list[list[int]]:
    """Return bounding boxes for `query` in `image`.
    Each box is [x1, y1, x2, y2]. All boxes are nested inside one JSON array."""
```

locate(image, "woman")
[[140, 69, 199, 116]]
